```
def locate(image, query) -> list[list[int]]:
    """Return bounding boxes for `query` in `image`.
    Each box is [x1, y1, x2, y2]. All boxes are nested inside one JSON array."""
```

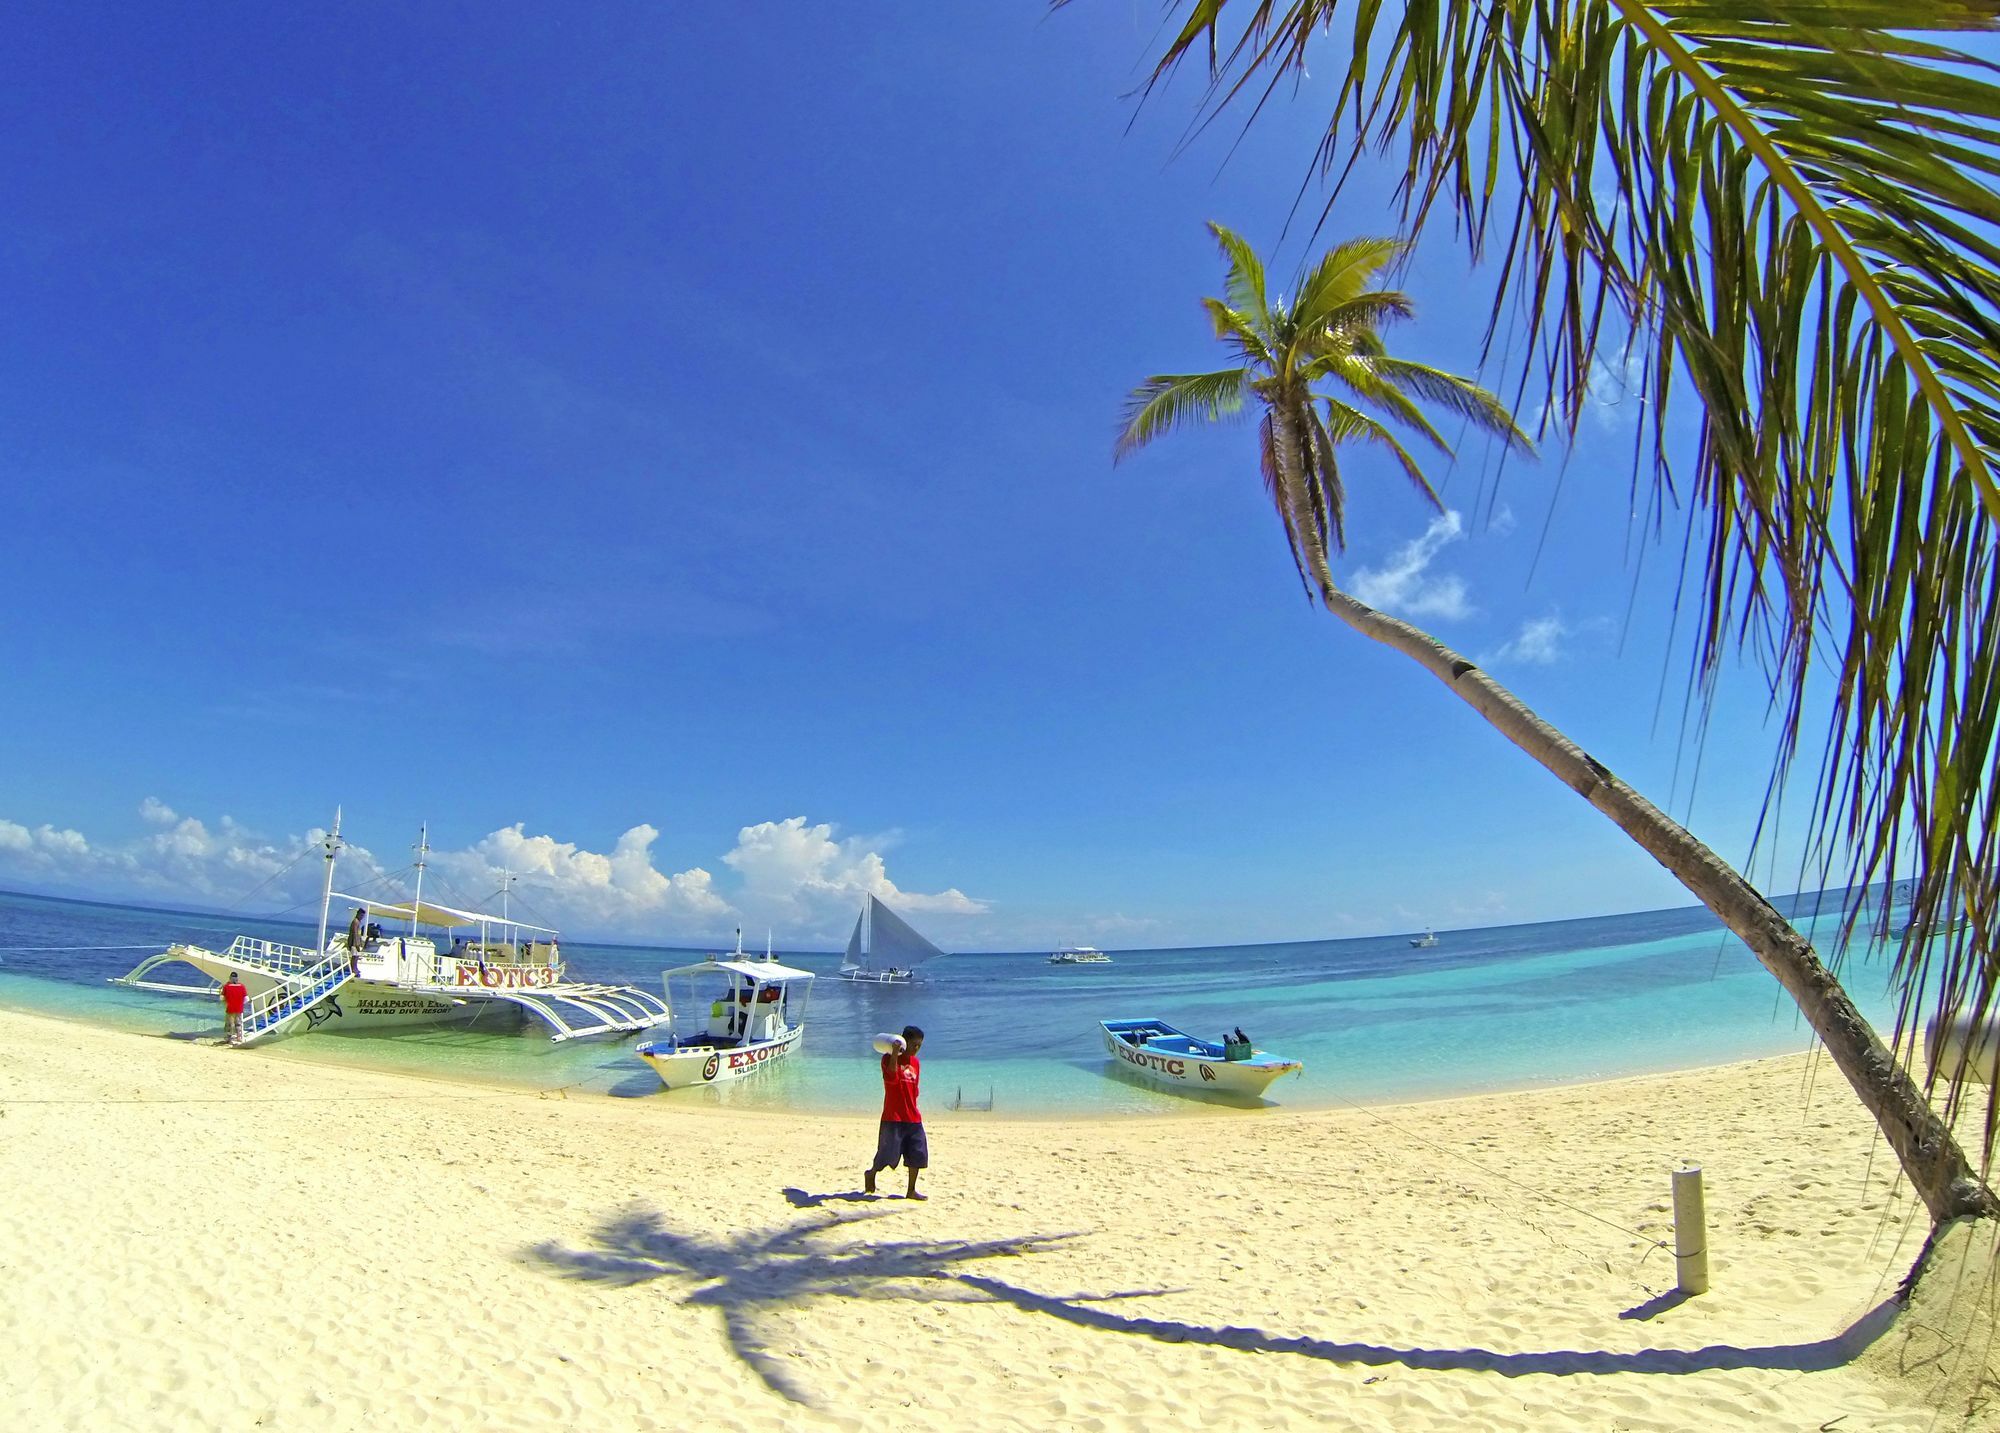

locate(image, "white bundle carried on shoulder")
[[871, 1032, 905, 1055]]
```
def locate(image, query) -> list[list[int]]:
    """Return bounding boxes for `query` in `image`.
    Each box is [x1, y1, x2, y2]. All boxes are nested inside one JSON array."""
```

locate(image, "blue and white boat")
[[1100, 1018, 1303, 1100]]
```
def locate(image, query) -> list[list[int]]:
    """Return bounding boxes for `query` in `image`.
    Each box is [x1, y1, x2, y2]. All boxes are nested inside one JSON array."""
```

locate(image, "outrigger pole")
[[314, 806, 344, 955]]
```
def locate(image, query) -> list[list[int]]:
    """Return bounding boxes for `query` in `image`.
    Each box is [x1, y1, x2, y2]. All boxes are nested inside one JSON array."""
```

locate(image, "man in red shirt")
[[220, 972, 248, 1046], [864, 1025, 927, 1200]]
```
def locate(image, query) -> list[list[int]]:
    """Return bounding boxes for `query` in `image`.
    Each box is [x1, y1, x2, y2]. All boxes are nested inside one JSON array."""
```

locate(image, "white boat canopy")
[[334, 893, 557, 934], [663, 957, 815, 984]]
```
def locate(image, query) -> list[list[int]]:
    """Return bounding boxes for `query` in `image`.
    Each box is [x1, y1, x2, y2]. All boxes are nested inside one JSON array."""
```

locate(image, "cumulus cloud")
[[1349, 511, 1474, 620], [1483, 614, 1569, 666], [0, 804, 985, 944], [428, 822, 732, 935], [724, 817, 988, 933]]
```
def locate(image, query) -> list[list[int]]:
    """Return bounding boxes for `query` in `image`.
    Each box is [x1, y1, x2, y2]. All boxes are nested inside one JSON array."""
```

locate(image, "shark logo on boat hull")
[[304, 997, 343, 1029]]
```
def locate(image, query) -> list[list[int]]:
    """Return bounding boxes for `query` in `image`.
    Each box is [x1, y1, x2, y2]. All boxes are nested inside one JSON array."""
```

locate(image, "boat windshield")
[[663, 963, 813, 1047]]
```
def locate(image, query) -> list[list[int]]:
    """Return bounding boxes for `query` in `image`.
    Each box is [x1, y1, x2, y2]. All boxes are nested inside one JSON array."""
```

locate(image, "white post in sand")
[[1672, 1163, 1710, 1295]]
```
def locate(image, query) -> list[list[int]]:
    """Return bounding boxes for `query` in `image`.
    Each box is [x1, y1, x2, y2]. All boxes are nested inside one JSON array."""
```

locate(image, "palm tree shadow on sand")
[[524, 1204, 1147, 1404], [525, 1206, 1902, 1407]]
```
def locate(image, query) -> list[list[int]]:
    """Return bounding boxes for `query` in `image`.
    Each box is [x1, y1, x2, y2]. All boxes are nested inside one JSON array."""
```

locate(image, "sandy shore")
[[0, 1006, 1988, 1431]]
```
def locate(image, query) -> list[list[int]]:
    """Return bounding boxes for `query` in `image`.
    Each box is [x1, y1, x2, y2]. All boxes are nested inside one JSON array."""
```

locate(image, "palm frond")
[[1202, 296, 1274, 365], [1114, 368, 1250, 460], [1370, 358, 1537, 453], [1291, 236, 1407, 333], [1260, 409, 1321, 598], [1208, 221, 1273, 327], [1325, 400, 1447, 510], [1308, 350, 1456, 452], [1316, 290, 1417, 340], [1301, 400, 1349, 553], [1119, 0, 2000, 1106]]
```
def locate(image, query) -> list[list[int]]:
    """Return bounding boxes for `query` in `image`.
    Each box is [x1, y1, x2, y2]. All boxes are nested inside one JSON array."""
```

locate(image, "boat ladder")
[[236, 952, 354, 1046]]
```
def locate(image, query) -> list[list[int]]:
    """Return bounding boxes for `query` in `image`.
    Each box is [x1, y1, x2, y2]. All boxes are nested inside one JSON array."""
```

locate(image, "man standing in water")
[[220, 971, 248, 1046], [864, 1025, 927, 1200]]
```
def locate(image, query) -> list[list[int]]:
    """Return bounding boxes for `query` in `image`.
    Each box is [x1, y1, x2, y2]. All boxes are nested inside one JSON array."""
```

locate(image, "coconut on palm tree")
[[1118, 223, 1998, 1228]]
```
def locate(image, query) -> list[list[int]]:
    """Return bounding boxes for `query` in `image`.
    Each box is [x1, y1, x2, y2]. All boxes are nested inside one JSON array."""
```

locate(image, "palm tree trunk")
[[1312, 580, 1997, 1225]]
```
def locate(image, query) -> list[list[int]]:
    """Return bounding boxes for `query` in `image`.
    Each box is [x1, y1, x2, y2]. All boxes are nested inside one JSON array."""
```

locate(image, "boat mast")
[[408, 823, 430, 937], [314, 806, 344, 955], [499, 869, 515, 948]]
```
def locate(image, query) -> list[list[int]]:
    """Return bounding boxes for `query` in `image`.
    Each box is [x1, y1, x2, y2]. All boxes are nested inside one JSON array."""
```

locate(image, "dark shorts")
[[872, 1119, 928, 1171]]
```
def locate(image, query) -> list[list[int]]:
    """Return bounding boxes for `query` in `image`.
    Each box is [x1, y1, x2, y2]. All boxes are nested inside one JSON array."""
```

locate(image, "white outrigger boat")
[[1049, 945, 1112, 964], [112, 813, 670, 1046], [1100, 1018, 1303, 1100], [635, 935, 814, 1088], [838, 893, 946, 984]]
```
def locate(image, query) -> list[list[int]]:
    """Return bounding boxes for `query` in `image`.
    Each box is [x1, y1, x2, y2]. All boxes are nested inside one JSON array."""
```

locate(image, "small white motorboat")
[[1049, 945, 1112, 965], [1409, 928, 1439, 948], [1100, 1018, 1302, 1100], [636, 935, 814, 1089]]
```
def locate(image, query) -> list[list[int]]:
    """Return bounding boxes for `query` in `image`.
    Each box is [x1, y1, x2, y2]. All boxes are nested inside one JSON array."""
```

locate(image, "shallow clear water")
[[0, 887, 1917, 1117]]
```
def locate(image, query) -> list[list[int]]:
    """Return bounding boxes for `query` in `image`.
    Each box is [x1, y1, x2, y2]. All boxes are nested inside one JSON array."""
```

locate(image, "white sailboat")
[[838, 894, 947, 984]]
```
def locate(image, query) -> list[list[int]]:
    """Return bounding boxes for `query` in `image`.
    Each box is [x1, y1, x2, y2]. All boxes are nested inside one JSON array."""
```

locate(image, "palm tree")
[[1117, 227, 1531, 580], [1119, 224, 1998, 1227]]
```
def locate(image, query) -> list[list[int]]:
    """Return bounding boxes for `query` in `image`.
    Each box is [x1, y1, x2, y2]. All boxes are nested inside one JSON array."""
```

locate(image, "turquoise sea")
[[0, 886, 1920, 1116]]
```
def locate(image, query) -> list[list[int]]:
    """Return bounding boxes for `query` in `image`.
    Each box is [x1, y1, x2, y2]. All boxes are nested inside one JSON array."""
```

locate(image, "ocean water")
[[0, 886, 1922, 1117]]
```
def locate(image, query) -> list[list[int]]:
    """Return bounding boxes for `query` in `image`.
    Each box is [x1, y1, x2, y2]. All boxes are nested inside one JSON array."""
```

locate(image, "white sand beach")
[[1, 1006, 1992, 1431]]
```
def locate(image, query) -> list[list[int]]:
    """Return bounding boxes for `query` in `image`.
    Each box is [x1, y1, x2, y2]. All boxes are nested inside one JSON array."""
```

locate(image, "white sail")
[[847, 894, 946, 973], [841, 908, 866, 973]]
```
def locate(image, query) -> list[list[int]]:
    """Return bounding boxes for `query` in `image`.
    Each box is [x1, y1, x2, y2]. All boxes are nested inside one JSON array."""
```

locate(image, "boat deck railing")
[[224, 935, 326, 973]]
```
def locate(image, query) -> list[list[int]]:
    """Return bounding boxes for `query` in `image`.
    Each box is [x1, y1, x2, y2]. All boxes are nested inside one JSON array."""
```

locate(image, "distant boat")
[[1048, 945, 1112, 965], [1409, 928, 1439, 948], [1100, 1018, 1302, 1099], [839, 894, 946, 984]]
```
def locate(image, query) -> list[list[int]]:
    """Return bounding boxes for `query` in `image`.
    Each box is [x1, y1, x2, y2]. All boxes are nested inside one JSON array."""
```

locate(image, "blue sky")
[[0, 4, 1832, 947]]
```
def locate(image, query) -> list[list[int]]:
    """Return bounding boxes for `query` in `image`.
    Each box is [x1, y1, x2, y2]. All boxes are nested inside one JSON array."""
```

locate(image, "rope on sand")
[[1324, 1090, 1675, 1256]]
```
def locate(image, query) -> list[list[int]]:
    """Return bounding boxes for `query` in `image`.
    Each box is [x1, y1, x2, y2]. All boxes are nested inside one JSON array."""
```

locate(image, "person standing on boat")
[[864, 1025, 927, 1200], [345, 906, 366, 976], [220, 972, 248, 1046]]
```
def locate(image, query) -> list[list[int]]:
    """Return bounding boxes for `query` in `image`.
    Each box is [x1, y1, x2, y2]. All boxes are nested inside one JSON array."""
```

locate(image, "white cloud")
[[1349, 511, 1474, 620], [430, 822, 732, 934], [0, 805, 985, 944], [1484, 614, 1569, 666], [1586, 350, 1649, 431], [723, 817, 988, 932]]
